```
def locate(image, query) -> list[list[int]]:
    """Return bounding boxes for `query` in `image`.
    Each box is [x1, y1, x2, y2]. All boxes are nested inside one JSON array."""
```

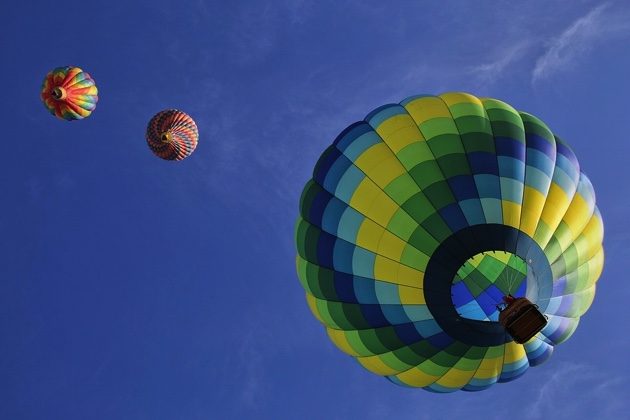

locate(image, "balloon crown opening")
[[51, 87, 66, 100], [161, 132, 173, 143]]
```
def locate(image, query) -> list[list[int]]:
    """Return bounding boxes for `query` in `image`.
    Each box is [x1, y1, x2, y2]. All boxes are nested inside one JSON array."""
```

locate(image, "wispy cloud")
[[528, 361, 627, 419], [532, 3, 630, 83], [469, 40, 532, 88]]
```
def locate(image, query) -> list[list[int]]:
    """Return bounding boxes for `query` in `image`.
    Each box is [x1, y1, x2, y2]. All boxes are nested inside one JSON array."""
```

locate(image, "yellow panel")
[[395, 367, 440, 387], [368, 157, 406, 187], [562, 195, 592, 238], [586, 248, 604, 287], [520, 187, 546, 236], [434, 366, 476, 388], [349, 178, 381, 213], [365, 191, 399, 226], [375, 115, 424, 153], [440, 92, 483, 107], [356, 219, 385, 251], [537, 184, 571, 243], [502, 201, 522, 229], [581, 213, 604, 254], [306, 293, 325, 324], [397, 263, 424, 288], [354, 143, 391, 174], [487, 251, 511, 265], [373, 255, 400, 283], [471, 354, 502, 380], [398, 285, 426, 304], [327, 328, 360, 356], [357, 354, 404, 376], [404, 96, 452, 124], [503, 341, 526, 364], [376, 230, 406, 261]]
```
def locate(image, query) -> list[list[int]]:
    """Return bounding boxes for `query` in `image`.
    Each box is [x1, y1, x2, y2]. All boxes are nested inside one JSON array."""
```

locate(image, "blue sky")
[[1, 1, 629, 419]]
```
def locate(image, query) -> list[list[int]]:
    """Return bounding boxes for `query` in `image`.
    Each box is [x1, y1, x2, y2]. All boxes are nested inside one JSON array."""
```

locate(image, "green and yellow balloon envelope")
[[295, 92, 604, 392]]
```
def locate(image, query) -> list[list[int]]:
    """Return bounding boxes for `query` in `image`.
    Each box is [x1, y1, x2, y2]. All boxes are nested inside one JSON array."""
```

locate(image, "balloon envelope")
[[295, 92, 604, 392], [40, 66, 98, 121]]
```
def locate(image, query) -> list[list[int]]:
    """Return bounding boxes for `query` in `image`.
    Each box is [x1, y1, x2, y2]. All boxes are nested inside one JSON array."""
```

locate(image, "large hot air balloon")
[[146, 109, 198, 161], [295, 92, 604, 392], [40, 66, 98, 121]]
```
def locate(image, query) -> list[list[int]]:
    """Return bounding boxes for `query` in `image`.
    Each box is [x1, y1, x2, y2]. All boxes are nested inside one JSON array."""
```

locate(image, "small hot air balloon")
[[146, 110, 198, 161], [40, 66, 98, 121]]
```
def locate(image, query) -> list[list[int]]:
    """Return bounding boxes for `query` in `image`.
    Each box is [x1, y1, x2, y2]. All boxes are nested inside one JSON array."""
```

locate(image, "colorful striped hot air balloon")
[[295, 92, 604, 392], [146, 110, 199, 161], [40, 66, 98, 121]]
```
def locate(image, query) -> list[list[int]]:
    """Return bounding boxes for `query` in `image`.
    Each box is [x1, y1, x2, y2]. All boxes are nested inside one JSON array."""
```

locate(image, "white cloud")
[[532, 3, 630, 83], [528, 361, 627, 419], [469, 41, 532, 88]]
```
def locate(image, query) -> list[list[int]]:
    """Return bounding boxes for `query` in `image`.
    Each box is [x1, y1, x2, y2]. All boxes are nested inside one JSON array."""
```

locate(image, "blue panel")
[[353, 276, 378, 303], [451, 281, 474, 306], [332, 272, 358, 303], [333, 121, 372, 149], [448, 175, 479, 200], [315, 231, 336, 268], [393, 322, 423, 345], [334, 165, 365, 203], [555, 138, 578, 168], [351, 247, 376, 278], [498, 156, 525, 180], [495, 137, 526, 160], [438, 203, 469, 232], [332, 239, 355, 273], [374, 281, 401, 304], [360, 304, 389, 327], [474, 174, 501, 199], [337, 207, 364, 242], [321, 197, 346, 234], [500, 177, 524, 203], [526, 148, 554, 174], [524, 166, 551, 193], [365, 104, 409, 128], [425, 383, 456, 393], [459, 199, 486, 226], [401, 304, 433, 322], [525, 133, 555, 157], [308, 189, 332, 226], [381, 305, 412, 325], [426, 331, 454, 348], [342, 131, 382, 161], [456, 301, 485, 320], [480, 198, 503, 224], [414, 319, 443, 338], [313, 146, 340, 185], [475, 292, 499, 316], [467, 152, 499, 175]]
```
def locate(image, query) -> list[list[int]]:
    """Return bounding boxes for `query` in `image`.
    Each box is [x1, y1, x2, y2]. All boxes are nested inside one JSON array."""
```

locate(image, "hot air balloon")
[[295, 92, 604, 392], [40, 66, 98, 120], [146, 109, 198, 161]]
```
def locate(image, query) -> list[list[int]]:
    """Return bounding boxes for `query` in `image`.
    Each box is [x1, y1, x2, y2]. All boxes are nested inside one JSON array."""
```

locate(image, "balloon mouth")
[[51, 87, 66, 100], [423, 224, 553, 347], [450, 251, 527, 322], [161, 132, 173, 143]]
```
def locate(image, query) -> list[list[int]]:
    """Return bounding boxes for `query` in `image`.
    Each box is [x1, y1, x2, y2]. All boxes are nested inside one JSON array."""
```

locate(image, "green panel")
[[384, 174, 419, 204], [397, 141, 435, 169], [437, 154, 471, 178], [409, 161, 445, 189], [401, 192, 436, 223], [422, 181, 456, 209], [427, 134, 466, 157]]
